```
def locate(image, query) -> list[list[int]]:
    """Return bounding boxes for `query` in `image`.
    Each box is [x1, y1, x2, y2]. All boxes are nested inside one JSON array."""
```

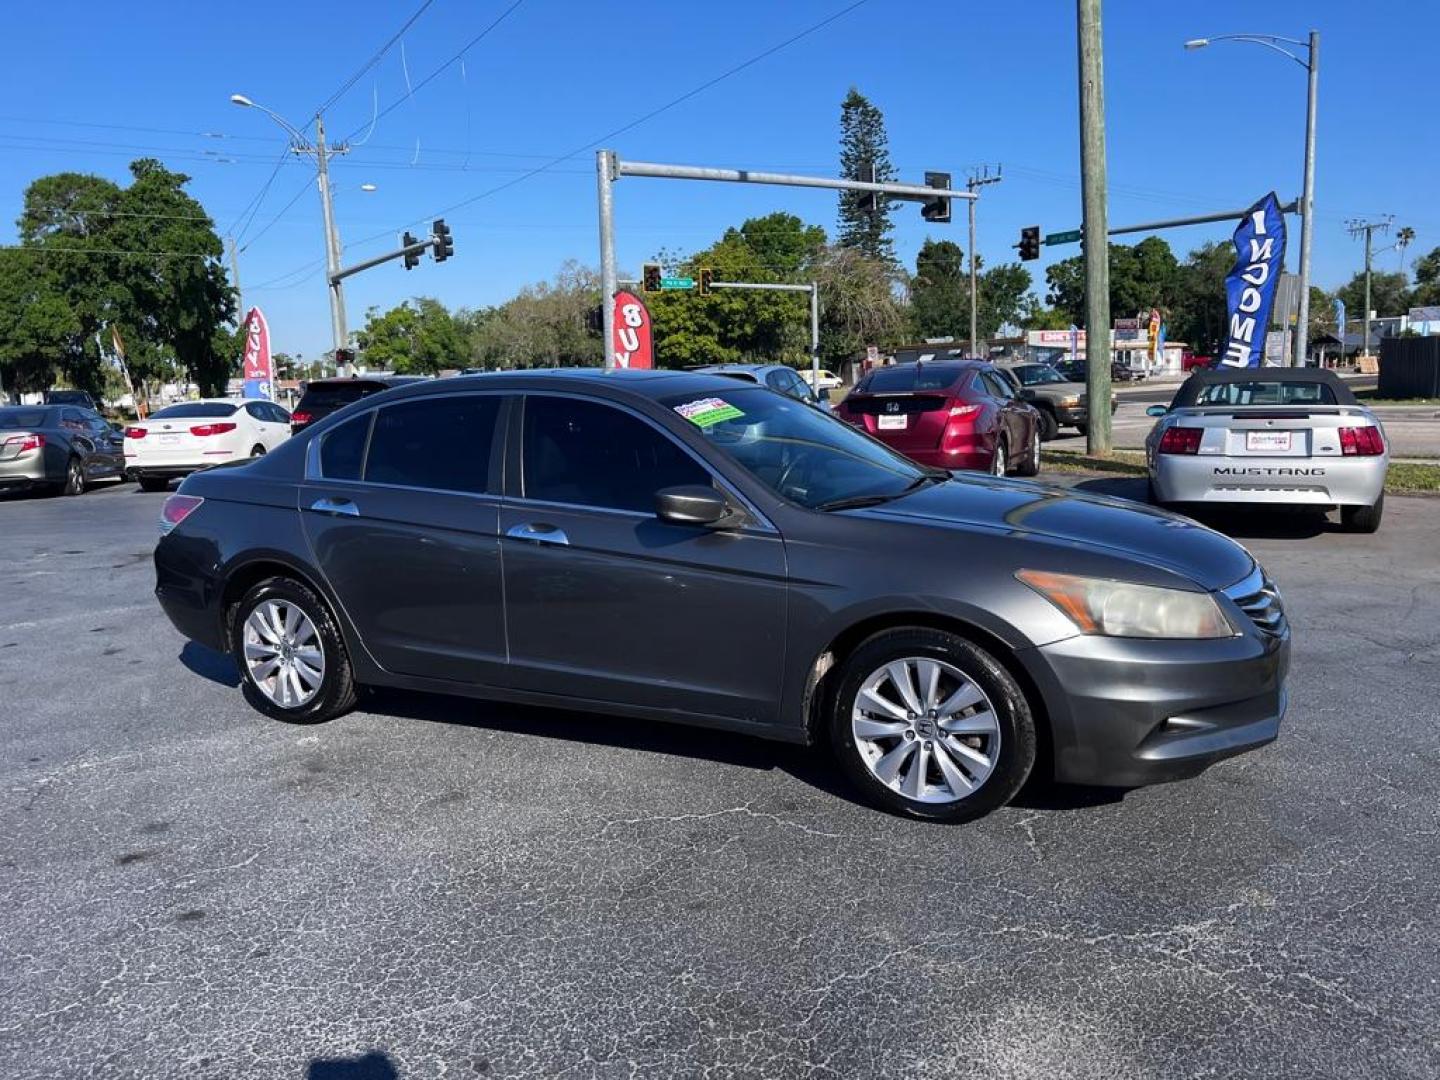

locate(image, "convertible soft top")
[[1171, 367, 1358, 408]]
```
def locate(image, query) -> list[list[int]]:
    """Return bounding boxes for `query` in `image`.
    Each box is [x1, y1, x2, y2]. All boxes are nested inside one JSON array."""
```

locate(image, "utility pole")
[[966, 165, 1003, 356], [597, 150, 619, 373], [1077, 0, 1111, 453], [313, 116, 349, 373], [1295, 29, 1319, 367], [227, 235, 243, 318], [1347, 217, 1392, 360]]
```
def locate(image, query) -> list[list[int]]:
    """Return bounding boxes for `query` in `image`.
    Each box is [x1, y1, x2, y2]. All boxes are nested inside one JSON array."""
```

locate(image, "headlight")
[[1059, 395, 1081, 408], [1016, 570, 1236, 639]]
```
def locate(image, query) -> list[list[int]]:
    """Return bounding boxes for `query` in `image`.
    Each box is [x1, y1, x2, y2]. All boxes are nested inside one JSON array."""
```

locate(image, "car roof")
[[302, 375, 427, 388], [368, 367, 766, 406], [1173, 367, 1358, 407]]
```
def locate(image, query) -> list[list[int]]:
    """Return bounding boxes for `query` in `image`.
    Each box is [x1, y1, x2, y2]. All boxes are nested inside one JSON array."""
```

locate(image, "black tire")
[[828, 628, 1037, 823], [61, 457, 86, 497], [137, 474, 170, 493], [1015, 428, 1041, 477], [1036, 408, 1059, 442], [250, 444, 266, 458], [1341, 492, 1384, 533], [230, 576, 357, 725]]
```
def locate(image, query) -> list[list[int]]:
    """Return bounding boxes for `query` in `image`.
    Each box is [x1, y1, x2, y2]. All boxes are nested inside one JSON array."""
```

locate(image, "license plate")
[[1246, 431, 1292, 452], [159, 433, 181, 445], [877, 415, 907, 430]]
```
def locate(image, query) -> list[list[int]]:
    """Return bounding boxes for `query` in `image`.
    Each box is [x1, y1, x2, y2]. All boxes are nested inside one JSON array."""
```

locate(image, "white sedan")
[[798, 367, 845, 391], [125, 398, 291, 492]]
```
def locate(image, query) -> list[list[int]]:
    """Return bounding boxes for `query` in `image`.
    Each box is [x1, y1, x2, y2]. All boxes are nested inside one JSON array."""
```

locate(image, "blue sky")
[[2, 0, 1436, 359]]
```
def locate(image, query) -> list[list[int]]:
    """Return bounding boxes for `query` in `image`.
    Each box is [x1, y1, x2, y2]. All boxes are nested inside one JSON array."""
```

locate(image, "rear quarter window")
[[320, 413, 372, 481]]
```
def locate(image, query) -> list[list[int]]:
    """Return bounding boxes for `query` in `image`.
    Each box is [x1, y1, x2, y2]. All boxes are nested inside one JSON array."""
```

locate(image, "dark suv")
[[289, 376, 429, 434]]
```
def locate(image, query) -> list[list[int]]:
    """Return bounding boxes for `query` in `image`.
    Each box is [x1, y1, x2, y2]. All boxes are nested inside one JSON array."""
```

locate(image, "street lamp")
[[1185, 31, 1318, 368], [230, 93, 351, 372]]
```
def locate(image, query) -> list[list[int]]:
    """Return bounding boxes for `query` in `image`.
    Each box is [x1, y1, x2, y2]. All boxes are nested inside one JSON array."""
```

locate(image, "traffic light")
[[857, 160, 877, 214], [1019, 225, 1041, 261], [921, 171, 952, 223], [402, 231, 420, 270], [642, 263, 662, 293], [698, 267, 713, 296], [432, 218, 454, 262], [334, 348, 355, 374], [585, 304, 603, 333]]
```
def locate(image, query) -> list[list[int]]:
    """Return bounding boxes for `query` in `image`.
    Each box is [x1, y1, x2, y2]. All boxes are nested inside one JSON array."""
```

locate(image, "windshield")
[[1194, 381, 1338, 407], [0, 407, 53, 430], [662, 387, 928, 510], [150, 402, 239, 419], [1014, 364, 1068, 386], [863, 365, 964, 393]]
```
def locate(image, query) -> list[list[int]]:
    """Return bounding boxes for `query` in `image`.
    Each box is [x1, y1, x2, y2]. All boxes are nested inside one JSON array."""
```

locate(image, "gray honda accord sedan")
[[153, 370, 1289, 823]]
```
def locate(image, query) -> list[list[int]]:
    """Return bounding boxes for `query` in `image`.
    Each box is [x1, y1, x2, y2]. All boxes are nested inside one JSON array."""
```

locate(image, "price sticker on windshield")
[[675, 397, 744, 428]]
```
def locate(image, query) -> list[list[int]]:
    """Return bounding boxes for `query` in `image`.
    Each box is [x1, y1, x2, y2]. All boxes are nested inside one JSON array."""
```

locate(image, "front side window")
[[522, 396, 709, 513], [364, 396, 500, 494], [320, 413, 370, 481], [663, 387, 926, 510]]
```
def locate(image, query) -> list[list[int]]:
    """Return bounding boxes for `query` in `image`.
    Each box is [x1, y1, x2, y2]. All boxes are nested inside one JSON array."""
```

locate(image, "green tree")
[[358, 297, 468, 374], [0, 249, 80, 398], [1335, 271, 1411, 322], [730, 212, 825, 277], [1168, 242, 1233, 355], [467, 262, 602, 369], [1045, 255, 1086, 324], [1045, 237, 1179, 328], [909, 239, 967, 339], [837, 88, 896, 265], [815, 245, 906, 367], [1410, 245, 1440, 307], [977, 262, 1034, 339], [1025, 305, 1072, 331]]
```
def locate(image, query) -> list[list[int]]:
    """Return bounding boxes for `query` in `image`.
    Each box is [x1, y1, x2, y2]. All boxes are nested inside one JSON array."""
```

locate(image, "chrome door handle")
[[309, 496, 360, 517], [505, 522, 569, 546]]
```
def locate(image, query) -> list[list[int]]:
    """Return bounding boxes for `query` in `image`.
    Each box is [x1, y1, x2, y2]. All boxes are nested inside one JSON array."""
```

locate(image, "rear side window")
[[522, 396, 709, 513], [364, 395, 501, 494], [1194, 381, 1338, 407], [297, 382, 388, 411], [0, 408, 52, 429], [320, 414, 371, 481], [863, 365, 964, 393]]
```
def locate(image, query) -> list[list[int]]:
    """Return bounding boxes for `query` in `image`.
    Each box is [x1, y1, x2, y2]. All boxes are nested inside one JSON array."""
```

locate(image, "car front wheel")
[[231, 576, 357, 724], [829, 628, 1036, 823]]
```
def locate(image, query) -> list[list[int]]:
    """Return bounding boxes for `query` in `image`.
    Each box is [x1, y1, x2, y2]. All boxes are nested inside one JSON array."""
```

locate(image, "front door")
[[498, 393, 788, 725], [298, 393, 509, 685]]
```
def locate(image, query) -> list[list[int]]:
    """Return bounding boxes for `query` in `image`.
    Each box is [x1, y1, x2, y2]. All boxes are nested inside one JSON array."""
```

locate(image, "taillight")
[[159, 494, 204, 535], [948, 402, 982, 419], [2, 433, 44, 454], [290, 411, 313, 426], [189, 423, 237, 437], [1338, 425, 1384, 456], [124, 427, 147, 439], [1158, 426, 1203, 455]]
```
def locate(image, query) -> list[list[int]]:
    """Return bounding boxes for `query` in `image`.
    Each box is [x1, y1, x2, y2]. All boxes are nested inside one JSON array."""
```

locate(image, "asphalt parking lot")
[[2, 478, 1438, 1079]]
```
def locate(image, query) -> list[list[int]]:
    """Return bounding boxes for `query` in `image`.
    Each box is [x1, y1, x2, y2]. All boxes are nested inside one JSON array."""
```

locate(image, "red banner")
[[240, 307, 273, 399], [611, 290, 653, 369]]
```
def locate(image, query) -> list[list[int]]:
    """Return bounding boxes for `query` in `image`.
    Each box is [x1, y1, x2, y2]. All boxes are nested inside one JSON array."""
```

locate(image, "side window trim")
[[513, 391, 775, 532]]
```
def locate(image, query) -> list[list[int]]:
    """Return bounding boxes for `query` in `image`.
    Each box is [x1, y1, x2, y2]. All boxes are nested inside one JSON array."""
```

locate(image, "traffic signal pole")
[[596, 151, 973, 370]]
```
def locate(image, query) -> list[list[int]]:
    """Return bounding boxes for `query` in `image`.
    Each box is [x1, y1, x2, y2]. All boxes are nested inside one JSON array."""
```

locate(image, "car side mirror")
[[1145, 405, 1167, 417], [818, 387, 831, 402], [655, 485, 733, 527]]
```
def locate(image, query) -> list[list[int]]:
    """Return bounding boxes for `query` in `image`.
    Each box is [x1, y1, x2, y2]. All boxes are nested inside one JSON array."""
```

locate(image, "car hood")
[[859, 474, 1254, 590], [1028, 380, 1086, 397]]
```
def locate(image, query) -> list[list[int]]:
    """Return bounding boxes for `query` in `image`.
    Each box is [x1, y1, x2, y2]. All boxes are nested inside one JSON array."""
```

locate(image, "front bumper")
[[1017, 621, 1290, 787], [1152, 454, 1386, 507]]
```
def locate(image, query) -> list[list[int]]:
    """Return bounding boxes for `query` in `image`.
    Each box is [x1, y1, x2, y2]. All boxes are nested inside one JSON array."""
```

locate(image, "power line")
[[315, 0, 439, 117], [239, 172, 317, 253], [0, 244, 220, 260], [341, 0, 529, 144], [227, 145, 296, 242]]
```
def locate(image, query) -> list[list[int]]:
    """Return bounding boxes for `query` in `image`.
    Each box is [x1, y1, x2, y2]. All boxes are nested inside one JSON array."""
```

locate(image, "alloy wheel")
[[242, 599, 326, 708], [64, 459, 84, 495], [991, 442, 1007, 477], [850, 656, 1001, 804]]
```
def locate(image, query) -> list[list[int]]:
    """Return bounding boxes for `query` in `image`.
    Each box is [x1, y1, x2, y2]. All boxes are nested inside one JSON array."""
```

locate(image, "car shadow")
[[307, 1051, 399, 1079], [1069, 476, 1334, 540], [180, 642, 241, 687]]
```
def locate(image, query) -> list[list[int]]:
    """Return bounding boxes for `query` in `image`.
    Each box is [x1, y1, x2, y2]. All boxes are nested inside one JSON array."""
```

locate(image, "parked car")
[[834, 360, 1041, 477], [0, 404, 127, 496], [1182, 353, 1215, 373], [125, 398, 291, 492], [691, 363, 832, 411], [1055, 356, 1138, 384], [154, 370, 1289, 823], [798, 367, 844, 391], [289, 376, 430, 434], [1145, 368, 1387, 532], [42, 389, 101, 412], [994, 362, 1116, 440]]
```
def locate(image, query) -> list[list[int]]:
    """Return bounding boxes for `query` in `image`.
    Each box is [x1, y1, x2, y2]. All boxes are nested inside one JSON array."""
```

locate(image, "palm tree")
[[1397, 226, 1416, 272]]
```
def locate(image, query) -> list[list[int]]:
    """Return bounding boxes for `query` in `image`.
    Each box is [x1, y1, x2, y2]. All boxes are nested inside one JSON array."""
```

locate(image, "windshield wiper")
[[816, 472, 945, 512]]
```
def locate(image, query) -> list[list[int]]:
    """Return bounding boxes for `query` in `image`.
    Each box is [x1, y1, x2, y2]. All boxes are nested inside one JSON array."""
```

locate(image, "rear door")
[[298, 392, 510, 684], [497, 393, 788, 723], [980, 371, 1030, 453]]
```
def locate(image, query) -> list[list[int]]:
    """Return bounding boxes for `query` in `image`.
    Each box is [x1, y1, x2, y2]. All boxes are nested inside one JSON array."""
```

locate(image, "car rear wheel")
[[137, 475, 170, 493], [250, 444, 266, 459], [1015, 429, 1041, 477], [990, 438, 1008, 477], [829, 628, 1036, 823], [1341, 492, 1384, 533], [232, 576, 357, 724], [60, 457, 86, 497]]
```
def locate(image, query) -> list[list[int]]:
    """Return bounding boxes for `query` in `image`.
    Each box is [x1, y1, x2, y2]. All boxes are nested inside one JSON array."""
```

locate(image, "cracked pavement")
[[1, 479, 1438, 1078]]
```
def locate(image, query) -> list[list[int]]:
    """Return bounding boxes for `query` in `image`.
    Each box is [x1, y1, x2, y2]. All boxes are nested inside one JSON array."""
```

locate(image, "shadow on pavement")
[[308, 1051, 399, 1079], [1069, 476, 1334, 540], [180, 642, 240, 687]]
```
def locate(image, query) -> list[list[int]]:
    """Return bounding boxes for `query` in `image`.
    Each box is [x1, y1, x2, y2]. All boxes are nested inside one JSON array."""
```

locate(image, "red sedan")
[[834, 360, 1042, 476]]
